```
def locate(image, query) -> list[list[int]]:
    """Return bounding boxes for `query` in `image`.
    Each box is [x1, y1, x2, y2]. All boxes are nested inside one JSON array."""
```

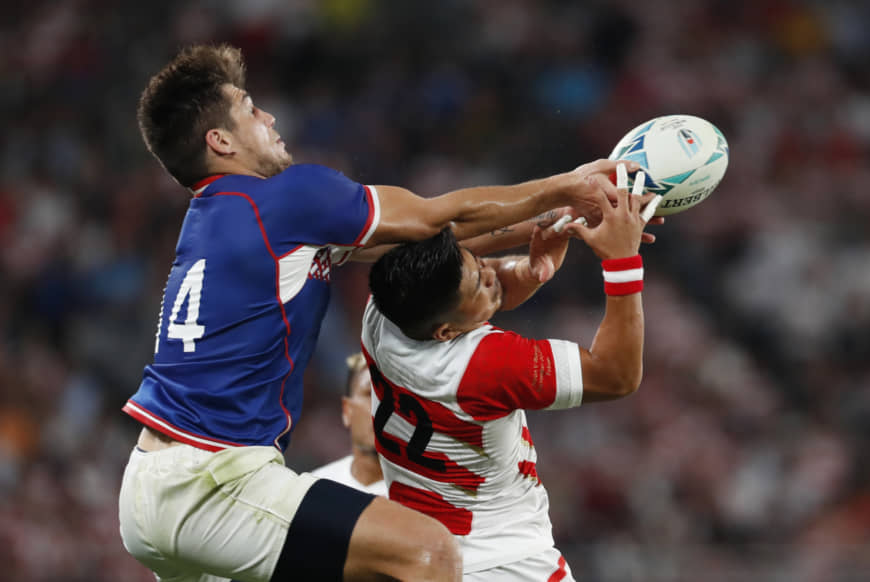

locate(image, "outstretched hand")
[[527, 224, 571, 284], [561, 159, 663, 244], [564, 158, 639, 225], [560, 163, 658, 260]]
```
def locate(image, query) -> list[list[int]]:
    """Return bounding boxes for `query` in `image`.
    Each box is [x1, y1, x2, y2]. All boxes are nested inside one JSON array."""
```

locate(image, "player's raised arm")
[[349, 208, 568, 264], [561, 165, 657, 401], [483, 222, 572, 311], [364, 159, 639, 248], [460, 208, 566, 256]]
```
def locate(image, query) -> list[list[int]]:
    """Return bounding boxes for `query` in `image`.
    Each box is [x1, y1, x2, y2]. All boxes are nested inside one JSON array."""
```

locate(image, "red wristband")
[[602, 255, 643, 296]]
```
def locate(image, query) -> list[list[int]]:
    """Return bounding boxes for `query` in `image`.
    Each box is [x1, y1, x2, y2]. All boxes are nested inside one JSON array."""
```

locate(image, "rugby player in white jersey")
[[363, 174, 654, 580]]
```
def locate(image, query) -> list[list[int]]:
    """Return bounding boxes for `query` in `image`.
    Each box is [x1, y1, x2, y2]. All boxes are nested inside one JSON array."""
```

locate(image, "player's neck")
[[350, 447, 383, 486], [206, 157, 267, 180]]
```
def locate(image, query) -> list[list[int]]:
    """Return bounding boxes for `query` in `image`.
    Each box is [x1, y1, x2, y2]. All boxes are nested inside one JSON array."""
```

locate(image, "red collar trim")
[[189, 174, 228, 195]]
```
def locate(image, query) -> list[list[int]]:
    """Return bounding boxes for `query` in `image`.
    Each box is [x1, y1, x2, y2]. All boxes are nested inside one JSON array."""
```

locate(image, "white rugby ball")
[[609, 114, 729, 216]]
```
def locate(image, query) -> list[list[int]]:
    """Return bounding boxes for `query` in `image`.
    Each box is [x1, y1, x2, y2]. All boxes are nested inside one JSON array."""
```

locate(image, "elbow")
[[607, 362, 643, 398], [408, 217, 457, 242], [618, 374, 642, 398], [376, 220, 453, 245], [582, 360, 643, 403]]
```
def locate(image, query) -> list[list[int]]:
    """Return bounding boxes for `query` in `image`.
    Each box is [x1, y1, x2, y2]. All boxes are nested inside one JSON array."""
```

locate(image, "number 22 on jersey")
[[155, 259, 206, 353], [369, 362, 485, 491]]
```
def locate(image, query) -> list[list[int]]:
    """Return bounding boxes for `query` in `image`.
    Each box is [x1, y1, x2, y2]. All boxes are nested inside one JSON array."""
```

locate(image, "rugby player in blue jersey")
[[118, 43, 638, 582]]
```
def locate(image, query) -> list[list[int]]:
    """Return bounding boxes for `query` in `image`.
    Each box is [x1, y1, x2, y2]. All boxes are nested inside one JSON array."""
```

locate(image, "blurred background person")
[[311, 353, 386, 496]]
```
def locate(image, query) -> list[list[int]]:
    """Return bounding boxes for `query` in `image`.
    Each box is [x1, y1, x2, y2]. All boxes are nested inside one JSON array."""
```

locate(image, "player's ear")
[[205, 128, 233, 155], [432, 322, 461, 342], [340, 396, 351, 428]]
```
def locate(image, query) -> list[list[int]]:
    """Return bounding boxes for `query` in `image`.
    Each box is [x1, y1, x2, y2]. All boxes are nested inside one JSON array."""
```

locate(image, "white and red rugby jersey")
[[361, 299, 583, 573]]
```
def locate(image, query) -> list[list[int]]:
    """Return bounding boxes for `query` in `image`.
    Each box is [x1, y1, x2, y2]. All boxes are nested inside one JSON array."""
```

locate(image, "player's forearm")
[[461, 209, 565, 256], [353, 209, 562, 263], [584, 294, 644, 400], [434, 174, 577, 242], [368, 178, 574, 247]]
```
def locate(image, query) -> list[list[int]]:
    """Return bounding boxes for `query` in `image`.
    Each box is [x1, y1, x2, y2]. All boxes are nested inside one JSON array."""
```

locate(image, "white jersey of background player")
[[362, 175, 655, 580]]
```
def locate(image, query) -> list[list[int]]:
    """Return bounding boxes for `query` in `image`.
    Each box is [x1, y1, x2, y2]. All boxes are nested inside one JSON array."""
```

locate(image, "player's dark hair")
[[137, 44, 246, 187], [369, 228, 464, 340]]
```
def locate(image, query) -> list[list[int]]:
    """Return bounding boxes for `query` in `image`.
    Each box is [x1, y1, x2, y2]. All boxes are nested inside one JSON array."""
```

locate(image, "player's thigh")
[[121, 446, 320, 582], [342, 496, 462, 582], [169, 457, 319, 581]]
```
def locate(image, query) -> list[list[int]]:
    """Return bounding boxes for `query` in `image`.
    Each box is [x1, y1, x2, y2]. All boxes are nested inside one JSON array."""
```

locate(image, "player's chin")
[[273, 154, 293, 174]]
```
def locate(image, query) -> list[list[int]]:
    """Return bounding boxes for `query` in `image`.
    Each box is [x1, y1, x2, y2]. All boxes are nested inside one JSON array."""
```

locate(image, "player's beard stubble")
[[260, 151, 293, 178]]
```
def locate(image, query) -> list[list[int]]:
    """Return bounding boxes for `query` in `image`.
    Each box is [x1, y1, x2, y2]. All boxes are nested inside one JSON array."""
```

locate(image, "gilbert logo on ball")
[[609, 115, 729, 216]]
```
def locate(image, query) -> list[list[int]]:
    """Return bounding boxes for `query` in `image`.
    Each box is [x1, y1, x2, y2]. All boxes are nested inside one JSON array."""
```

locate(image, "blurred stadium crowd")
[[1, 0, 868, 580]]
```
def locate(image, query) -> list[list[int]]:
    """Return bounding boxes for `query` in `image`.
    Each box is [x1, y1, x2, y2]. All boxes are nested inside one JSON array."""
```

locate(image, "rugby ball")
[[609, 115, 729, 216]]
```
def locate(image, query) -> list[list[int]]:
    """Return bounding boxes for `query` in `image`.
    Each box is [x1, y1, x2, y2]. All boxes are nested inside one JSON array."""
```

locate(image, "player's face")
[[223, 84, 293, 177], [448, 249, 502, 334], [342, 368, 376, 455]]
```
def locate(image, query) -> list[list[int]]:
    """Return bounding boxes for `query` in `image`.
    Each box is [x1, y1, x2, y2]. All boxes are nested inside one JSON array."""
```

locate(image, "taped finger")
[[616, 163, 629, 190], [552, 214, 573, 233], [631, 171, 646, 196], [640, 196, 663, 222]]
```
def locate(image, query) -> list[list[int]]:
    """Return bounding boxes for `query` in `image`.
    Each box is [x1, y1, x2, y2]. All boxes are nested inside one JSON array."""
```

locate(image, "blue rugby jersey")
[[123, 164, 379, 451]]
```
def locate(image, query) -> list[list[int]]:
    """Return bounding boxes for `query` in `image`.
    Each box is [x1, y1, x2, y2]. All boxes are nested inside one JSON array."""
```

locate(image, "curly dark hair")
[[137, 44, 246, 187]]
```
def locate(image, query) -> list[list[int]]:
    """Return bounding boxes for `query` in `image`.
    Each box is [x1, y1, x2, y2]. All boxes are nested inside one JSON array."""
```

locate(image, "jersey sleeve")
[[456, 331, 583, 421], [260, 164, 380, 249]]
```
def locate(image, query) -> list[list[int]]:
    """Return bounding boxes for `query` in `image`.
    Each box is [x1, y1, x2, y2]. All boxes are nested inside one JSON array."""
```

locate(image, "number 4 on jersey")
[[156, 259, 206, 353]]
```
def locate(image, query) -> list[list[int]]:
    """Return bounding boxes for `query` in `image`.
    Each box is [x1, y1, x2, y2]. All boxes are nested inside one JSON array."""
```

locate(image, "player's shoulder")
[[270, 164, 359, 189], [365, 300, 498, 357], [364, 300, 500, 394], [205, 165, 357, 195]]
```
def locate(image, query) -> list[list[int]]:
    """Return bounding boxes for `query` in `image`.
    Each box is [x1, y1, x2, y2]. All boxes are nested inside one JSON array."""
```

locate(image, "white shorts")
[[118, 444, 374, 582], [463, 547, 575, 582]]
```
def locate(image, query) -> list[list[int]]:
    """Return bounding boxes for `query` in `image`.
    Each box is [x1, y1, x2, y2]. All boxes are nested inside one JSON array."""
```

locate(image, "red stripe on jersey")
[[389, 481, 473, 536], [364, 348, 486, 491], [122, 401, 245, 452], [376, 435, 485, 491], [518, 460, 540, 483], [457, 331, 558, 421], [214, 192, 293, 336], [190, 174, 228, 194], [271, 336, 295, 449], [352, 185, 377, 246], [548, 556, 568, 582], [214, 191, 295, 445], [521, 426, 534, 447], [363, 349, 484, 448]]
